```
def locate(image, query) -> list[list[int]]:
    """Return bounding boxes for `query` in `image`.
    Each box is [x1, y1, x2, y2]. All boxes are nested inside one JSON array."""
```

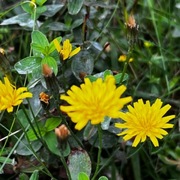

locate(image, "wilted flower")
[[39, 92, 50, 104], [115, 99, 175, 147], [125, 14, 139, 45], [60, 75, 132, 130], [0, 77, 33, 112], [54, 39, 81, 61], [118, 55, 133, 62]]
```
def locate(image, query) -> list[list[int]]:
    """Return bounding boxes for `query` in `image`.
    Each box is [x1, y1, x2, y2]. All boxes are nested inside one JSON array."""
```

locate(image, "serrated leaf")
[[44, 117, 62, 132], [41, 56, 58, 75], [68, 149, 91, 179], [14, 56, 42, 74], [68, 0, 84, 15]]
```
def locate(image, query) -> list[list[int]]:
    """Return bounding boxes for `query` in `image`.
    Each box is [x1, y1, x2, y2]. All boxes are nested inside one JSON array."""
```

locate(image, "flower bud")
[[55, 124, 70, 141], [42, 64, 53, 77]]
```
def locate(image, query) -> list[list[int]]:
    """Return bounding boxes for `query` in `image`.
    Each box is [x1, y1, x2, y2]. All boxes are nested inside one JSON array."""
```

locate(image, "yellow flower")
[[54, 39, 81, 61], [0, 77, 33, 112], [118, 55, 133, 62], [60, 75, 132, 130], [144, 41, 154, 48], [115, 99, 175, 147]]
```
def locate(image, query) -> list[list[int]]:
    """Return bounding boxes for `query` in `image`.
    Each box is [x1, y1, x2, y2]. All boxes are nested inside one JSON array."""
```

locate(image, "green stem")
[[0, 116, 16, 156], [119, 48, 133, 84], [91, 125, 102, 180], [60, 115, 84, 149], [59, 151, 72, 180], [21, 104, 44, 144], [16, 116, 55, 179], [147, 0, 169, 93]]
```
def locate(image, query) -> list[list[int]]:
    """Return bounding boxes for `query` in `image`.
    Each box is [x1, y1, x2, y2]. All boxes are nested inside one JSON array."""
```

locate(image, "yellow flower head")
[[60, 75, 132, 130], [54, 39, 81, 61], [115, 99, 175, 147], [118, 55, 133, 62], [0, 77, 33, 113], [144, 41, 154, 48]]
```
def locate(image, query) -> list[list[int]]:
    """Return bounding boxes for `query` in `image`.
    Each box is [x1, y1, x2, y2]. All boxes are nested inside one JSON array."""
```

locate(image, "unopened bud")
[[42, 64, 53, 77], [55, 124, 70, 141]]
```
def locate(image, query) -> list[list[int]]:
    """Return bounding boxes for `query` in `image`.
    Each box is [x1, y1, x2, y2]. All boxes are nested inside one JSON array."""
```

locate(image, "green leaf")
[[21, 2, 34, 14], [16, 109, 33, 129], [85, 75, 98, 82], [98, 176, 109, 180], [71, 19, 83, 29], [47, 22, 69, 31], [101, 116, 111, 130], [94, 70, 112, 79], [16, 138, 42, 155], [78, 172, 90, 180], [0, 157, 14, 164], [41, 56, 58, 75], [33, 6, 47, 19], [43, 131, 61, 156], [68, 149, 91, 179], [114, 73, 129, 84], [32, 30, 49, 49], [36, 0, 47, 6], [104, 69, 113, 79], [14, 56, 42, 74], [19, 173, 29, 180], [0, 13, 34, 28], [31, 43, 48, 54], [27, 123, 46, 141], [71, 50, 94, 82], [42, 4, 64, 17], [68, 0, 84, 15], [44, 117, 62, 132], [89, 131, 117, 149], [30, 170, 39, 180], [83, 122, 97, 141]]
